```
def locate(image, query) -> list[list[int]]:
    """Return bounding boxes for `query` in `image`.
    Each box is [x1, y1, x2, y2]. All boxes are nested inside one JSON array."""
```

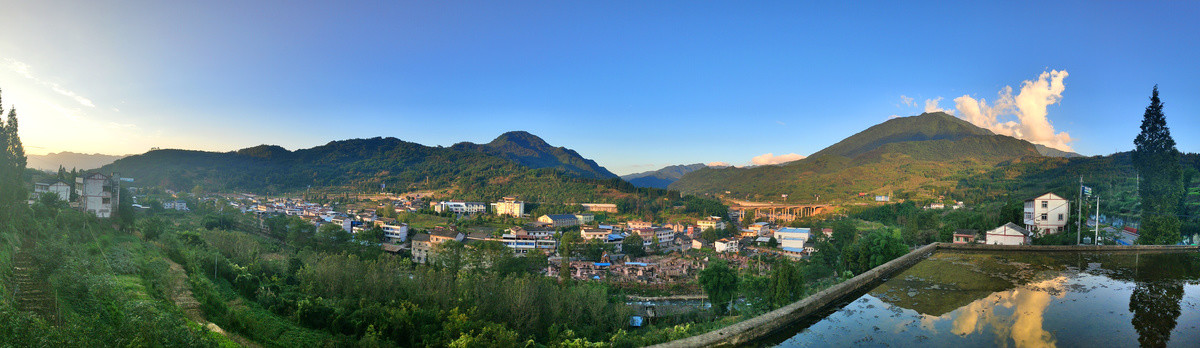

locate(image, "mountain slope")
[[451, 131, 618, 180], [27, 151, 126, 171], [1034, 144, 1083, 158], [670, 112, 1043, 203], [621, 163, 709, 189], [101, 135, 636, 203]]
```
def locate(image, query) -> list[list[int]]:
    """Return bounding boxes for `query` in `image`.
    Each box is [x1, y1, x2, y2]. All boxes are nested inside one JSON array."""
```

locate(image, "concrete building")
[[581, 227, 610, 240], [626, 220, 653, 230], [411, 234, 432, 264], [580, 203, 618, 213], [574, 214, 595, 224], [33, 181, 71, 202], [538, 214, 580, 227], [715, 237, 739, 253], [381, 223, 409, 243], [952, 229, 978, 244], [76, 172, 117, 218], [697, 217, 726, 231], [773, 227, 810, 253], [491, 197, 525, 217], [986, 223, 1032, 245], [432, 201, 487, 214], [163, 200, 189, 211], [1024, 193, 1069, 235]]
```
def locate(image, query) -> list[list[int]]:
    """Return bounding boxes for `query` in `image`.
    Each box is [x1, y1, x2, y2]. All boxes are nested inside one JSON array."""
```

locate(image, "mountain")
[[1034, 144, 1083, 158], [100, 134, 647, 204], [670, 112, 1044, 203], [26, 151, 126, 171], [621, 163, 709, 189], [451, 131, 618, 180]]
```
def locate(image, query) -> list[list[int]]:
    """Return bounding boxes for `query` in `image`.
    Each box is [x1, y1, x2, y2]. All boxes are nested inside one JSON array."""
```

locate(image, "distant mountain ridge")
[[101, 133, 627, 202], [451, 131, 618, 180], [621, 163, 709, 189], [27, 151, 127, 171], [670, 112, 1048, 202]]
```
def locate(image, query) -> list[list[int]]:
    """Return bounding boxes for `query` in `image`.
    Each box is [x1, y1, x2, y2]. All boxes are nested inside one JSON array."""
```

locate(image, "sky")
[[1, 1, 1198, 175]]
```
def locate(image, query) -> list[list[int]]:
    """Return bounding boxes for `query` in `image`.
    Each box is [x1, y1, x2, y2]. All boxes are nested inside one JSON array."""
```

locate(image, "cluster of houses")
[[32, 172, 121, 218]]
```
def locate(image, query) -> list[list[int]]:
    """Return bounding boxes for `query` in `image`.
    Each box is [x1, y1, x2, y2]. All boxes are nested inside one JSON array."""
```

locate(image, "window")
[[102, 198, 111, 204], [1041, 201, 1048, 209], [1025, 212, 1033, 220], [1058, 214, 1064, 221], [1041, 213, 1048, 221]]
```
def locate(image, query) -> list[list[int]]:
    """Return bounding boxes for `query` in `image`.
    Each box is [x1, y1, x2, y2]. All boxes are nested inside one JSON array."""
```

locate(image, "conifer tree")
[[1133, 86, 1183, 245]]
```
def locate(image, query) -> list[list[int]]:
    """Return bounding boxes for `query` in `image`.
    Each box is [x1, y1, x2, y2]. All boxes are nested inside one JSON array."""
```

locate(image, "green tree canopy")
[[698, 259, 739, 315], [1133, 86, 1184, 245]]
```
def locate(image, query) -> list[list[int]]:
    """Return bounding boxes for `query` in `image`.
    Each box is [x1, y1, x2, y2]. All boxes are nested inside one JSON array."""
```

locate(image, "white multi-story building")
[[76, 173, 117, 218], [715, 237, 739, 253], [381, 223, 409, 243], [433, 201, 487, 214], [773, 227, 810, 253], [1024, 192, 1069, 235], [491, 197, 525, 217], [34, 181, 71, 202], [697, 217, 726, 231]]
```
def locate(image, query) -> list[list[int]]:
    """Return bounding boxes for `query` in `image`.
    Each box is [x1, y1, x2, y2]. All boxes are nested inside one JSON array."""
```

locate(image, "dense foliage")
[[1133, 86, 1185, 245], [671, 112, 1043, 203]]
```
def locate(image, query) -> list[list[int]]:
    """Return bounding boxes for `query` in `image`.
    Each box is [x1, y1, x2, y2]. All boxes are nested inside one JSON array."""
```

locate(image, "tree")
[[622, 233, 646, 257], [698, 259, 739, 315], [841, 229, 908, 274], [1133, 86, 1184, 245], [359, 226, 386, 244], [769, 259, 805, 308], [0, 89, 29, 210]]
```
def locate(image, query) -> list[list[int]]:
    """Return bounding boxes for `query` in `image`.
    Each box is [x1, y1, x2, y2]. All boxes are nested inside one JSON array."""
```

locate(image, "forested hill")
[[451, 131, 618, 179], [670, 112, 1048, 203], [100, 136, 635, 203]]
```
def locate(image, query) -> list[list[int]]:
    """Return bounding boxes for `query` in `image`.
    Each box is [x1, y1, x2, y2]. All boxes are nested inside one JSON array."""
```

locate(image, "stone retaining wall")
[[649, 242, 1196, 347]]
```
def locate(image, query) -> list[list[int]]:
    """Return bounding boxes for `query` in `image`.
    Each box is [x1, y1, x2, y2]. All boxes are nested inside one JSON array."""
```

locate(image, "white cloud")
[[952, 70, 1073, 151], [4, 58, 96, 108], [924, 97, 952, 114], [707, 161, 731, 167], [750, 153, 805, 166], [900, 95, 915, 107], [888, 114, 901, 119]]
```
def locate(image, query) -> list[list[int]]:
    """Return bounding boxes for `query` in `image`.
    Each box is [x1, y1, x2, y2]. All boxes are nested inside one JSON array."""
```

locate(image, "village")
[[31, 172, 1151, 291]]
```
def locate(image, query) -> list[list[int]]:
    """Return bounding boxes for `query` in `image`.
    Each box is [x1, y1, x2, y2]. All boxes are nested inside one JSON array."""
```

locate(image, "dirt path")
[[12, 242, 59, 324], [162, 257, 261, 348]]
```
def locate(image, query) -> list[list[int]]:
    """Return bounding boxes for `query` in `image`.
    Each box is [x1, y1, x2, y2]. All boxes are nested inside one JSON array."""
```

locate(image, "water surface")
[[767, 250, 1200, 347]]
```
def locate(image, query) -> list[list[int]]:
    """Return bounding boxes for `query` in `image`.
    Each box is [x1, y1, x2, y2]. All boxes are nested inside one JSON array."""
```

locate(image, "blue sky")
[[2, 1, 1198, 175]]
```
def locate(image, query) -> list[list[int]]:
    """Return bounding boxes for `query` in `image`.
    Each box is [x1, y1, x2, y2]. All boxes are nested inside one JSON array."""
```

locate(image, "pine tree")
[[1133, 86, 1184, 245], [0, 88, 28, 209]]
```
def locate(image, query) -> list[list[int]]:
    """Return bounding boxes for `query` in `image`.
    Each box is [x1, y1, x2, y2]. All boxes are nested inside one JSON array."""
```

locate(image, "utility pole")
[[1099, 194, 1104, 246], [1077, 176, 1083, 245]]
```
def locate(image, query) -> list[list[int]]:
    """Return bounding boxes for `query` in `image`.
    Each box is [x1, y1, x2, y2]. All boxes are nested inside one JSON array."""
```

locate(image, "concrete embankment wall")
[[649, 243, 940, 348], [649, 242, 1197, 347]]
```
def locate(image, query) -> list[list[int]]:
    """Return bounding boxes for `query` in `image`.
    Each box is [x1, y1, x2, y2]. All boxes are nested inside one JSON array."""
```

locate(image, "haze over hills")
[[100, 133, 635, 203], [26, 151, 127, 171], [621, 163, 710, 189], [669, 112, 1055, 203], [451, 131, 618, 180]]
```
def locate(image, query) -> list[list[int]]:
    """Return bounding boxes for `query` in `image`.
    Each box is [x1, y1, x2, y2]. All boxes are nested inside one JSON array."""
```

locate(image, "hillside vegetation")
[[671, 112, 1041, 202], [103, 135, 636, 204]]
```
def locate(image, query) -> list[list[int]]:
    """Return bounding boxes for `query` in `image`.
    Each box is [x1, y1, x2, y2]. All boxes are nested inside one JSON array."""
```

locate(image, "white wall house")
[[34, 181, 71, 202], [491, 197, 525, 217], [1024, 192, 1069, 235], [773, 227, 810, 253], [986, 223, 1032, 245], [715, 238, 739, 253], [433, 201, 487, 214], [76, 173, 116, 218], [697, 217, 726, 231], [381, 223, 409, 243]]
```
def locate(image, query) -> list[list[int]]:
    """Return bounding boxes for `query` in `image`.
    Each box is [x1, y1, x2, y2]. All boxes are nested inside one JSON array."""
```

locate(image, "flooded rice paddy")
[[767, 250, 1200, 347]]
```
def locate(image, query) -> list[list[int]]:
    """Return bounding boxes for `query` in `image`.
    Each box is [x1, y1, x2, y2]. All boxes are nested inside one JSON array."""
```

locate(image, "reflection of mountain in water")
[[869, 251, 1199, 348], [870, 252, 1068, 317]]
